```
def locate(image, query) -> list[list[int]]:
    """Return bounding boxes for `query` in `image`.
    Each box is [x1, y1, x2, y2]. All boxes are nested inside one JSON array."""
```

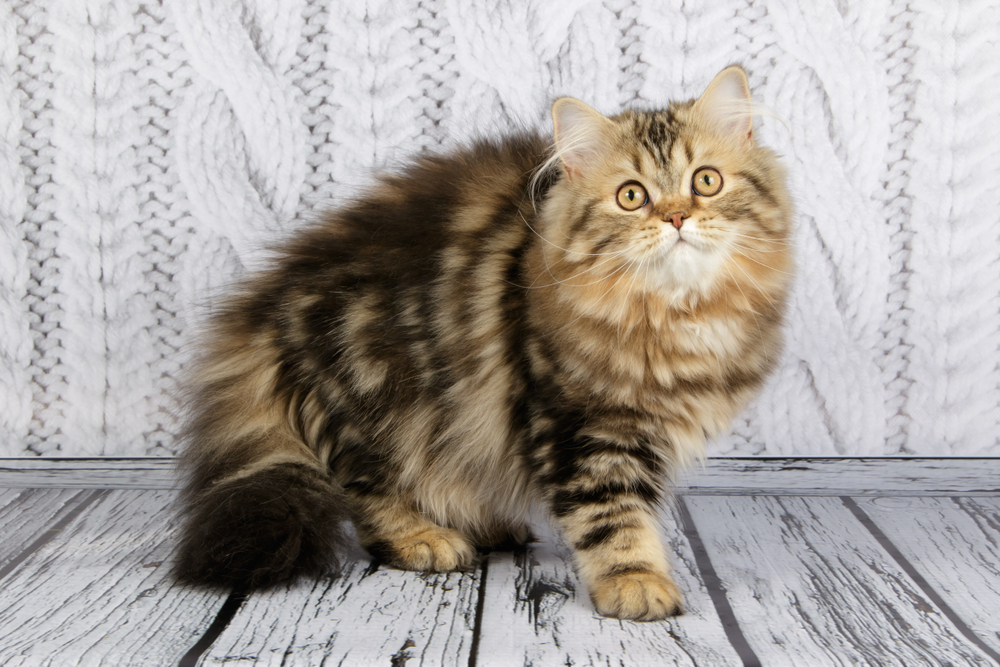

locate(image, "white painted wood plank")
[[200, 558, 480, 666], [0, 489, 228, 667], [0, 488, 81, 566], [3, 457, 997, 494], [860, 496, 1000, 653], [473, 512, 742, 667], [0, 458, 178, 489], [685, 495, 998, 666], [677, 457, 1000, 496]]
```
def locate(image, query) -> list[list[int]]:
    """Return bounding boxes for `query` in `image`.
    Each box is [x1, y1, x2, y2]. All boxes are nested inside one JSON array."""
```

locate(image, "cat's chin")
[[645, 240, 725, 300]]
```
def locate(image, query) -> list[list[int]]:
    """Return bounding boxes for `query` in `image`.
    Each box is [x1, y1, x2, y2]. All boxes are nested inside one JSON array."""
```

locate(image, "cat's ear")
[[551, 97, 614, 182], [693, 66, 754, 146]]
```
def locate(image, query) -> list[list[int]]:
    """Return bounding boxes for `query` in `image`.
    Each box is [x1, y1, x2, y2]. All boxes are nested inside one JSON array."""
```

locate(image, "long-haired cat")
[[176, 65, 793, 621]]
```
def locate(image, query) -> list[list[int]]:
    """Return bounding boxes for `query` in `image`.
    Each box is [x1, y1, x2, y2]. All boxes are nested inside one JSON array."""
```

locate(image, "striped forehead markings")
[[649, 112, 677, 167], [634, 112, 678, 170]]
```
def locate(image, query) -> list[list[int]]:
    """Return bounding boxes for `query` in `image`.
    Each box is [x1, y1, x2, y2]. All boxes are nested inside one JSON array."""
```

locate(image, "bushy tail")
[[175, 461, 350, 588], [173, 301, 350, 589]]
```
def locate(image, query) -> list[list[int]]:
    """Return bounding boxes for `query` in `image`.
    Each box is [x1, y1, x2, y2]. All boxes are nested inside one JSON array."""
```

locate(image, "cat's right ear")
[[551, 98, 613, 182]]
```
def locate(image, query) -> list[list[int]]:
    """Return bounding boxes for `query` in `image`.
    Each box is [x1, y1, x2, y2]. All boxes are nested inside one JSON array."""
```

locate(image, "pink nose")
[[666, 211, 688, 229]]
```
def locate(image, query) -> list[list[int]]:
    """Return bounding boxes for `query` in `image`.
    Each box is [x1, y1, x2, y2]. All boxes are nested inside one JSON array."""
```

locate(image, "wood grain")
[[684, 495, 999, 666], [198, 558, 481, 666], [2, 456, 996, 495], [859, 496, 1000, 654], [0, 460, 998, 666], [0, 488, 82, 569], [0, 489, 227, 667], [473, 513, 743, 667], [0, 458, 179, 489], [676, 458, 1000, 496]]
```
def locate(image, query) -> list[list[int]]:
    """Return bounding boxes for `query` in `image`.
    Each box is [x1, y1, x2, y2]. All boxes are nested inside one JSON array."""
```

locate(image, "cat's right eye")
[[616, 182, 648, 211]]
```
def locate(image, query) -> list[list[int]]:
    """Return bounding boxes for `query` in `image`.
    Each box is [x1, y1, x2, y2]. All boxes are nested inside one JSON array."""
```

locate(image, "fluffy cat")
[[175, 65, 793, 621]]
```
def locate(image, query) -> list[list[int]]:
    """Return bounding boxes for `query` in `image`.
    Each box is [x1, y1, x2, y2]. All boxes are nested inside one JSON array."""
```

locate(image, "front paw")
[[590, 570, 683, 621]]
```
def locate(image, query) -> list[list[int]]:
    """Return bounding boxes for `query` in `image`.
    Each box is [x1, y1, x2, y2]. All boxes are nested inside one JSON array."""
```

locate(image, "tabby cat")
[[176, 65, 793, 621]]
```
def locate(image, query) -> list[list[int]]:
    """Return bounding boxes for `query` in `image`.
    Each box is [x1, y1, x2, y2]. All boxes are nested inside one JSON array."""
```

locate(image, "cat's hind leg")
[[354, 496, 477, 572]]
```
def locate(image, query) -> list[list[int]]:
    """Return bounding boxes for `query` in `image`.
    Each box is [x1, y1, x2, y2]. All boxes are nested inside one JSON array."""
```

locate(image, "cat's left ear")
[[693, 66, 754, 147], [551, 97, 614, 182]]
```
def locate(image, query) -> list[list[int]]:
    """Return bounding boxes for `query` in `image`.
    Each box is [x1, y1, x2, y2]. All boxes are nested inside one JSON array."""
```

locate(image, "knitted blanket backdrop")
[[1, 0, 998, 457]]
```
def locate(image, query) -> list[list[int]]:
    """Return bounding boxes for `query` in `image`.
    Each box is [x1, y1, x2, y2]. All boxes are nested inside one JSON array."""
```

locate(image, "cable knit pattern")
[[1, 1, 998, 456], [0, 2, 32, 449]]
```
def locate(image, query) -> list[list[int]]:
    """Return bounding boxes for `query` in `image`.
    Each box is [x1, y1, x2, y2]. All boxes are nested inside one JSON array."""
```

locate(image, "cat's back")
[[281, 131, 550, 276], [209, 131, 550, 357], [206, 131, 550, 406]]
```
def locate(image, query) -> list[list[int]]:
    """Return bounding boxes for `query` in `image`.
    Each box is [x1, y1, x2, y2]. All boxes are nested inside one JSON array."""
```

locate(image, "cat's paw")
[[590, 570, 684, 621], [385, 526, 476, 572]]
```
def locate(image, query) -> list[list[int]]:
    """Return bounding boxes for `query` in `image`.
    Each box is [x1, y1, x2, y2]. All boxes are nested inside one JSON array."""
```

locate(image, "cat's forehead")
[[612, 104, 702, 180]]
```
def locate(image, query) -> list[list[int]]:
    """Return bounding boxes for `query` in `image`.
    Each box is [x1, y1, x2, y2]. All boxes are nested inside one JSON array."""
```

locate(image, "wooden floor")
[[0, 458, 998, 667]]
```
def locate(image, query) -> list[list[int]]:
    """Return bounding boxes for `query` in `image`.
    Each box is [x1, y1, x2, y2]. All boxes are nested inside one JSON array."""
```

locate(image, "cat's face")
[[541, 67, 792, 313]]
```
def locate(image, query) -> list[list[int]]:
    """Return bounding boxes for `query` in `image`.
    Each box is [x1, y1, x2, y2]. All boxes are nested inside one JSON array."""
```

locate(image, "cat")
[[175, 65, 793, 621]]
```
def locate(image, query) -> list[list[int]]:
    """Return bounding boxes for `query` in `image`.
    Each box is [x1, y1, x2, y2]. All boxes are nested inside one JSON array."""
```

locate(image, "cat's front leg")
[[549, 441, 683, 620]]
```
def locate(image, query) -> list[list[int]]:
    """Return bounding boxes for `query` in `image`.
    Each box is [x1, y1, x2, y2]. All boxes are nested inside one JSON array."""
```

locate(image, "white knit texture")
[[2, 0, 998, 456]]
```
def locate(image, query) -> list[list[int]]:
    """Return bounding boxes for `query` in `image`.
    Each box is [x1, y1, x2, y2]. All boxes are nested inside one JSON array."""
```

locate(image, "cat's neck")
[[524, 242, 764, 452], [537, 240, 745, 323]]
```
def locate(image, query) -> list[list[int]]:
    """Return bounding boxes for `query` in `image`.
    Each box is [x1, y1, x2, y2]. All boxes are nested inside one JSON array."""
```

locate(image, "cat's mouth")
[[667, 229, 702, 252]]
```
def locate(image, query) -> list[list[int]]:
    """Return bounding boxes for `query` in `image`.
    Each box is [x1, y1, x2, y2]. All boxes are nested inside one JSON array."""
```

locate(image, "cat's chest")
[[663, 313, 747, 359], [554, 309, 748, 400], [633, 314, 748, 394]]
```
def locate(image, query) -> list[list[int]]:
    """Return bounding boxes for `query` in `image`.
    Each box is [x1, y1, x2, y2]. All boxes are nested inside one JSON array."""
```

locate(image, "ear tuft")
[[551, 97, 613, 181], [693, 66, 754, 146]]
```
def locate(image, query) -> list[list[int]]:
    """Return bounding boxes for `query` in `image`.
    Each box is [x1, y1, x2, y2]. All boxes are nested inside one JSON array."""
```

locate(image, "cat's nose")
[[666, 211, 688, 229]]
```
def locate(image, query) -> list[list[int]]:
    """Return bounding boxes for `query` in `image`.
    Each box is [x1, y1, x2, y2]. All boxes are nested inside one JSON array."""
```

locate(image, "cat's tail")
[[175, 458, 349, 589], [174, 311, 350, 589]]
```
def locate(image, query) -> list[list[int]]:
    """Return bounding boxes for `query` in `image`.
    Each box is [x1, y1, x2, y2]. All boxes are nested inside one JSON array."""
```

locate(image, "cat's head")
[[538, 66, 793, 318]]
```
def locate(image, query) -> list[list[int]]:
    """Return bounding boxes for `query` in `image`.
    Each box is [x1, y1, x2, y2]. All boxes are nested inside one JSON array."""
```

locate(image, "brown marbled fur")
[[176, 66, 793, 620]]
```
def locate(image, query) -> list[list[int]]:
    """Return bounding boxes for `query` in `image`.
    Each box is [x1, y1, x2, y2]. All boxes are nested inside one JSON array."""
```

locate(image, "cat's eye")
[[616, 182, 648, 211], [692, 167, 723, 197]]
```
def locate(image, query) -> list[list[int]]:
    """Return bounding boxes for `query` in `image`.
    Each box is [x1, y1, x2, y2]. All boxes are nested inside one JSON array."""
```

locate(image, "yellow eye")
[[616, 182, 648, 211], [692, 167, 723, 197]]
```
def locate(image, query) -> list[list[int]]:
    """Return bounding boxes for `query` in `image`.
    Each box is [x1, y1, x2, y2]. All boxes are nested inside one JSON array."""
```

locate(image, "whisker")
[[727, 241, 787, 254], [524, 250, 633, 290], [725, 231, 794, 246], [541, 255, 640, 340], [639, 256, 649, 332], [729, 257, 779, 311], [617, 256, 644, 346], [725, 265, 765, 355], [518, 211, 626, 257], [729, 245, 793, 276]]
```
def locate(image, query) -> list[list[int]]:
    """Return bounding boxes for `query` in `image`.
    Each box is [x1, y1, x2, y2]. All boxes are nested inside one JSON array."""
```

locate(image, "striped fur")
[[176, 66, 793, 620]]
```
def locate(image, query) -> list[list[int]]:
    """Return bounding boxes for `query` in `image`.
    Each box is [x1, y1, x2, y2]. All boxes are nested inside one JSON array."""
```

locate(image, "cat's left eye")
[[692, 167, 723, 197], [616, 182, 648, 211]]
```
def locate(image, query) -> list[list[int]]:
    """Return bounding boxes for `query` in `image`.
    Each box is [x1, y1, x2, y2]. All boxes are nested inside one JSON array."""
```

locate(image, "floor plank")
[[684, 495, 999, 666], [0, 489, 227, 667], [858, 496, 1000, 656], [473, 513, 742, 667], [0, 488, 83, 572], [676, 458, 1000, 496], [0, 458, 178, 489], [2, 457, 996, 495], [198, 558, 480, 666], [0, 460, 997, 666]]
